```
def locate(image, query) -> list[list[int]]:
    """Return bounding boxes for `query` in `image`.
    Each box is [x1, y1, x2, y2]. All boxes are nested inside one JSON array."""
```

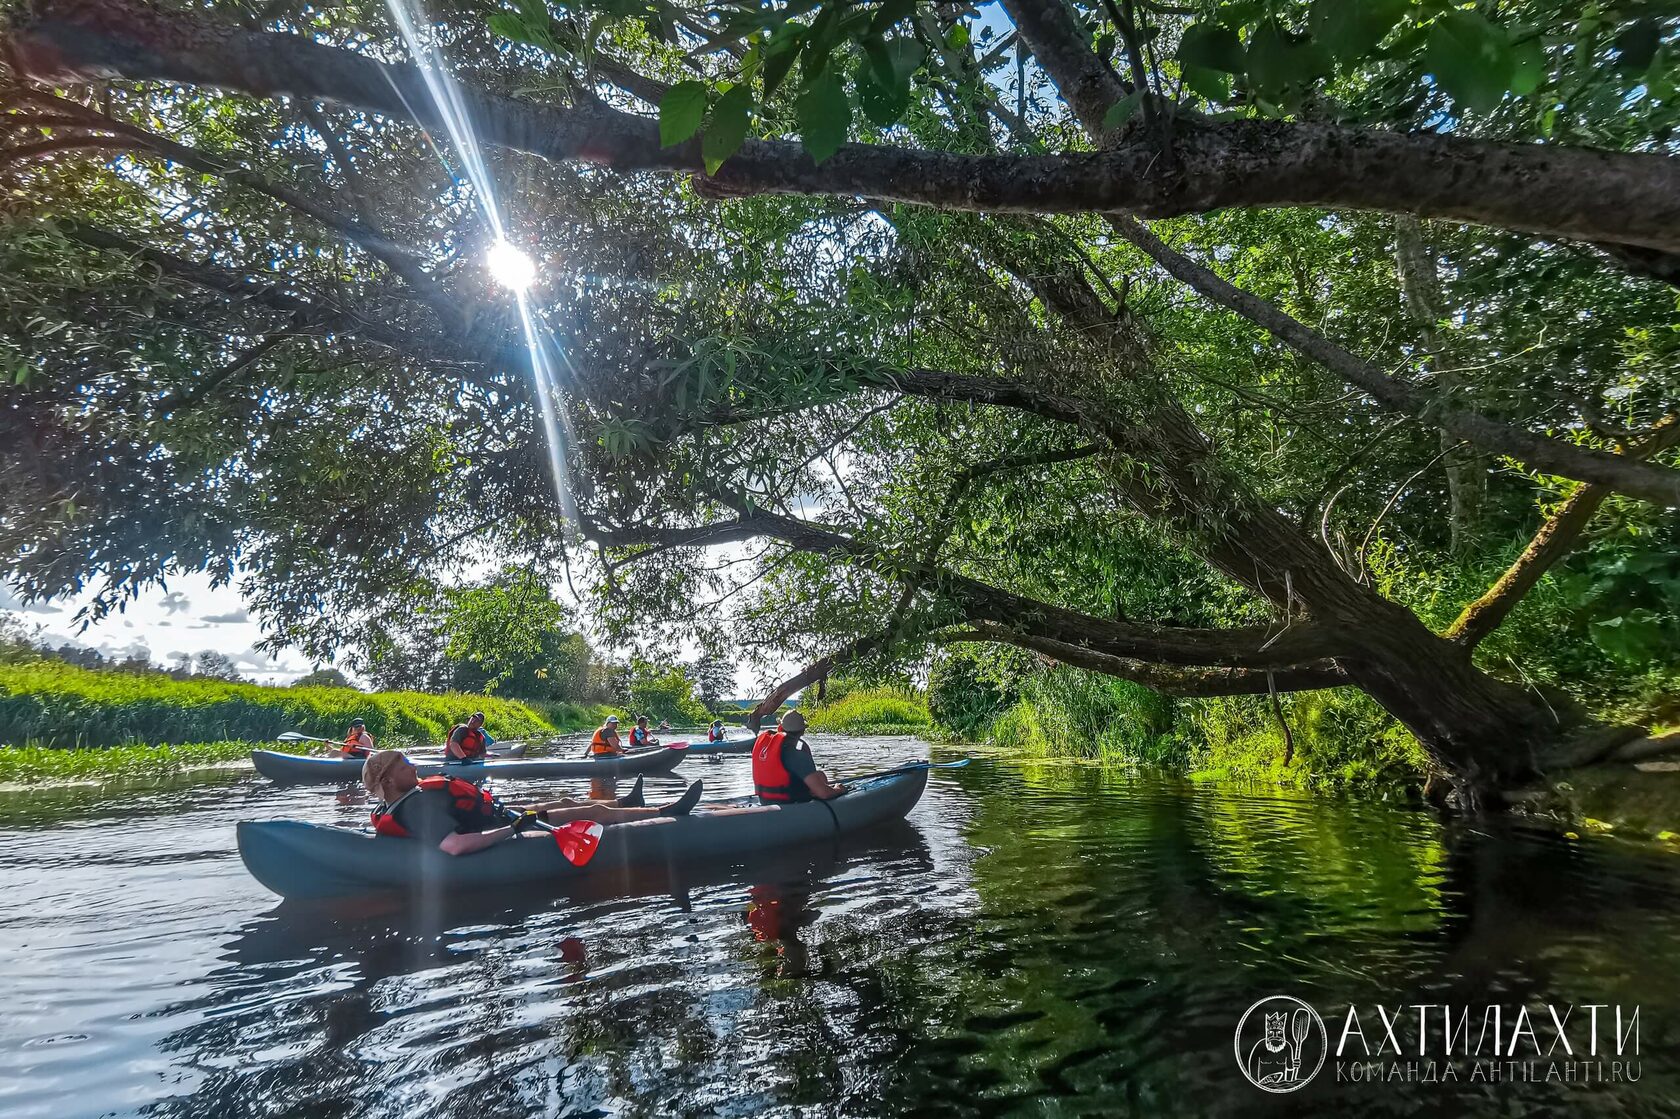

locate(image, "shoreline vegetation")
[[0, 660, 615, 782]]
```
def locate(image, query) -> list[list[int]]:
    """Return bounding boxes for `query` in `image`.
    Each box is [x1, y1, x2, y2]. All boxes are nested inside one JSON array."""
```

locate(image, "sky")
[[2, 573, 315, 685]]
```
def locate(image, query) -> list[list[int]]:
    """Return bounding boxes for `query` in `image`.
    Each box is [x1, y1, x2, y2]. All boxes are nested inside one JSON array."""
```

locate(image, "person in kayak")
[[628, 716, 660, 749], [341, 719, 375, 759], [444, 711, 489, 763], [752, 711, 848, 803], [708, 719, 727, 743], [589, 714, 624, 756], [361, 750, 703, 855]]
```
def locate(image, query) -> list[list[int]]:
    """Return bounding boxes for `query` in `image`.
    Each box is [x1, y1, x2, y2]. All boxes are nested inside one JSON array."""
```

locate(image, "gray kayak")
[[236, 767, 929, 899], [687, 735, 754, 755], [249, 745, 687, 785]]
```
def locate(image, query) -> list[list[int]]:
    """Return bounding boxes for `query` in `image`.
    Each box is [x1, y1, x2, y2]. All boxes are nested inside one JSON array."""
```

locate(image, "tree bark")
[[9, 0, 1680, 250], [1395, 217, 1485, 554]]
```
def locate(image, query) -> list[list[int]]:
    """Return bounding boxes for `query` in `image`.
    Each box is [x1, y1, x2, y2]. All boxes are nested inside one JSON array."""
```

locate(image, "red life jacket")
[[708, 726, 725, 742], [370, 776, 496, 837], [753, 730, 804, 802], [629, 726, 651, 748], [449, 724, 488, 759]]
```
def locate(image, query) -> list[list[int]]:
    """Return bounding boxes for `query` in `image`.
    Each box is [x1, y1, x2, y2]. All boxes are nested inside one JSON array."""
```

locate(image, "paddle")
[[489, 797, 604, 868], [840, 757, 973, 785], [276, 731, 338, 746]]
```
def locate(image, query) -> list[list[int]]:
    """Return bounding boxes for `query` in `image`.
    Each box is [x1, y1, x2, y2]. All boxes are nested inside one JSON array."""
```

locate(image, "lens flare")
[[485, 240, 536, 291]]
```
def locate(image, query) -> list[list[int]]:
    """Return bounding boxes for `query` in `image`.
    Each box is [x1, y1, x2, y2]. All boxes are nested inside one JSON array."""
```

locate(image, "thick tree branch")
[[595, 493, 1347, 669], [9, 0, 1680, 250], [1448, 418, 1680, 646], [947, 620, 1349, 696]]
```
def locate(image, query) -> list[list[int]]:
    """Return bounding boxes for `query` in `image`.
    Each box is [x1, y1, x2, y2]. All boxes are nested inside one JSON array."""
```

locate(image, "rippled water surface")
[[3, 736, 1679, 1117]]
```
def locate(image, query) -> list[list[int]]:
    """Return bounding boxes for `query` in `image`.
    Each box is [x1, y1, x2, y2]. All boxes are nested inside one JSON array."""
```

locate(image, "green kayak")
[[249, 745, 687, 785], [236, 767, 929, 899]]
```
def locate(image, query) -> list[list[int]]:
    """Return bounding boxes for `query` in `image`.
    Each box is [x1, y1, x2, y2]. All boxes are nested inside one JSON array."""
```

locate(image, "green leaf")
[[1183, 65, 1233, 102], [869, 0, 915, 37], [1508, 37, 1546, 96], [659, 80, 708, 148], [1102, 88, 1145, 130], [1615, 19, 1661, 75], [701, 84, 754, 174], [1179, 23, 1246, 75], [803, 3, 843, 80], [1308, 0, 1410, 67], [1424, 11, 1513, 114], [761, 25, 805, 99], [854, 54, 909, 127], [1245, 22, 1333, 99], [797, 70, 851, 164], [487, 12, 529, 42]]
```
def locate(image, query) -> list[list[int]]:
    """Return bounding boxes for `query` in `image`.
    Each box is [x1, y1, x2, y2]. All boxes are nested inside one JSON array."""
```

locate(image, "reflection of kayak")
[[687, 736, 754, 755], [237, 767, 928, 899], [248, 745, 685, 785]]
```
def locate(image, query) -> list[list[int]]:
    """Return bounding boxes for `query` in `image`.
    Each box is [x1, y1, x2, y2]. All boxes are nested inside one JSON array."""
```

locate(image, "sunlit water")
[[2, 736, 1679, 1116]]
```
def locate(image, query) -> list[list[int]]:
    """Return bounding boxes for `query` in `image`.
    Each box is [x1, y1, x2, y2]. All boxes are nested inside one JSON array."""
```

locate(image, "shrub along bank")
[[803, 686, 931, 736], [0, 660, 587, 749]]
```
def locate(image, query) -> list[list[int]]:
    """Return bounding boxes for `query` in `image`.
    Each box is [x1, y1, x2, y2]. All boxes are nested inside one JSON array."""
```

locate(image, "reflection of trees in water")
[[137, 823, 938, 1116], [110, 769, 1680, 1117]]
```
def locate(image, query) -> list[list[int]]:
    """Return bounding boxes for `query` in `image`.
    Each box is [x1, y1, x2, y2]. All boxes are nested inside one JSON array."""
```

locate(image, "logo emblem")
[[1234, 995, 1326, 1092]]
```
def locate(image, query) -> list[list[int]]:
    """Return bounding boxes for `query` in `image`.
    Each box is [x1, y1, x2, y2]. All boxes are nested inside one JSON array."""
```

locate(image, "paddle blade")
[[276, 732, 316, 744], [553, 820, 604, 867], [666, 741, 689, 750]]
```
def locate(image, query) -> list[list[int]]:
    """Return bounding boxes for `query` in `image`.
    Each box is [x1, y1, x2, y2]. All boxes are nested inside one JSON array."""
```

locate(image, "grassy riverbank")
[[0, 661, 613, 776], [0, 739, 299, 784], [805, 687, 931, 736]]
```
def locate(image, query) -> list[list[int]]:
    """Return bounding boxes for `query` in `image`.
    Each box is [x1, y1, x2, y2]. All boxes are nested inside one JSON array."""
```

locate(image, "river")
[[1, 734, 1677, 1116]]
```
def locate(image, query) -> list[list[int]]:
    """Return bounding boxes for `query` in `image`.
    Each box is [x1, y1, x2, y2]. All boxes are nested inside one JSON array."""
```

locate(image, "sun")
[[485, 240, 536, 291]]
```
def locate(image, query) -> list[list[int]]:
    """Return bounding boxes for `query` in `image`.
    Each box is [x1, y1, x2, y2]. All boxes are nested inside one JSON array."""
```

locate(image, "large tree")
[[3, 0, 1679, 805]]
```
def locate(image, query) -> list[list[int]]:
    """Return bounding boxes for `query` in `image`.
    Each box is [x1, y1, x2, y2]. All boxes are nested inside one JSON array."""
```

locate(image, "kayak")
[[249, 745, 686, 785], [236, 766, 929, 899], [687, 735, 755, 755]]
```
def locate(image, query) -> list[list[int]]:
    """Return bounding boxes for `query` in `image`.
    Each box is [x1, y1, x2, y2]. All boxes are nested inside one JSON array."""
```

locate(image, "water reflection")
[[1, 743, 1678, 1117]]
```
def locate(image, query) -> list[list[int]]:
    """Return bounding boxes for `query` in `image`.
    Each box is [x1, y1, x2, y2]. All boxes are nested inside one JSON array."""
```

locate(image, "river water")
[[1, 735, 1678, 1117]]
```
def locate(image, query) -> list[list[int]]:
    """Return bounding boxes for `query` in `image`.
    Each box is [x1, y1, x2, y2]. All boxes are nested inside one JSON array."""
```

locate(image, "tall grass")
[[0, 739, 297, 784], [0, 660, 570, 749], [805, 687, 931, 735]]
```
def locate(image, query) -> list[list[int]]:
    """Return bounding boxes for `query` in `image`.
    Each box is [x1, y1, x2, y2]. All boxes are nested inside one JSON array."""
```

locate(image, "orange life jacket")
[[449, 724, 487, 759], [342, 730, 374, 758], [590, 727, 621, 755], [370, 776, 496, 838], [753, 730, 805, 802]]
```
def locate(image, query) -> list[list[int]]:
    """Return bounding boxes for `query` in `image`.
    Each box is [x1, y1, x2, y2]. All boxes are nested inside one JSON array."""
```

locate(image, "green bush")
[[982, 667, 1181, 764], [1185, 689, 1426, 788], [804, 687, 930, 735], [0, 660, 566, 748]]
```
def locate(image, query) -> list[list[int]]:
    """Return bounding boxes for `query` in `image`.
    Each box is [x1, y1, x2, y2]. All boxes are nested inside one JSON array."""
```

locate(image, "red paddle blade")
[[667, 741, 689, 750], [553, 820, 604, 867]]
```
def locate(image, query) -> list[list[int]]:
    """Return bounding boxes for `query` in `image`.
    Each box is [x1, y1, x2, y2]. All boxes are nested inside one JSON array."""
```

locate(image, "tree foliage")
[[3, 0, 1679, 797]]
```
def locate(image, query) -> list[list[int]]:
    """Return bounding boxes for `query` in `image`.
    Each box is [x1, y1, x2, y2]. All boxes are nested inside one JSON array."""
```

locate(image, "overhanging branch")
[[9, 0, 1680, 250]]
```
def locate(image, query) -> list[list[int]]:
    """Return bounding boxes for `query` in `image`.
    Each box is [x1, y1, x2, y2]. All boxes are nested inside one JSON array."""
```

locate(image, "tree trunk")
[[1395, 217, 1485, 555]]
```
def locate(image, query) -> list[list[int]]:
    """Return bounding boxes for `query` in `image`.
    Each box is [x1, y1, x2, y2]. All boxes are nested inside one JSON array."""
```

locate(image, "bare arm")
[[803, 771, 849, 801], [439, 825, 515, 856]]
